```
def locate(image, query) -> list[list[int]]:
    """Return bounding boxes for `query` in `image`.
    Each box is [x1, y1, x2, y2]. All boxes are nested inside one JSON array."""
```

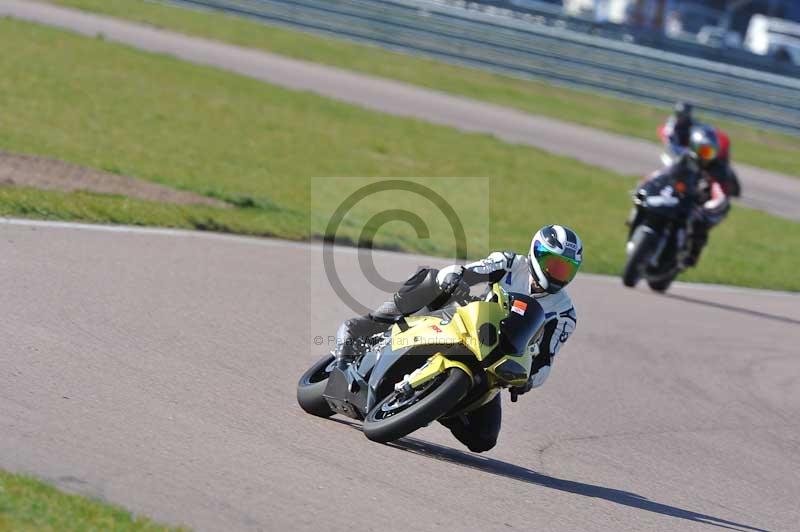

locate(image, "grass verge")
[[46, 0, 800, 177], [0, 18, 798, 291], [0, 186, 305, 238], [0, 470, 181, 531]]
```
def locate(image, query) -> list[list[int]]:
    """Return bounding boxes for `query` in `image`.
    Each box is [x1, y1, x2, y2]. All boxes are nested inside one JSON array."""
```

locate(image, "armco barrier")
[[163, 0, 800, 135]]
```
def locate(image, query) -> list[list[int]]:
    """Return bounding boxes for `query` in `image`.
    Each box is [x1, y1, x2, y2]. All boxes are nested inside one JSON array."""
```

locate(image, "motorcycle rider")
[[659, 101, 741, 198], [645, 125, 732, 267], [334, 224, 582, 453]]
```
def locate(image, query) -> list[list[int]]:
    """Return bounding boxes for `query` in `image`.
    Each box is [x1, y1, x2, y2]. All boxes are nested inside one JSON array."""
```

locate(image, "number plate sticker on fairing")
[[511, 300, 528, 315]]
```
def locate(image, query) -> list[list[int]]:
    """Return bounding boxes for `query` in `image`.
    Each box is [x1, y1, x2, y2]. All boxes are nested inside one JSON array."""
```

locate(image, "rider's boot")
[[333, 318, 367, 370]]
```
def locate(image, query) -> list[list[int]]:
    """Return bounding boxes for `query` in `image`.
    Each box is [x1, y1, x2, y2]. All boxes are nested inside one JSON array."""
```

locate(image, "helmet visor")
[[697, 144, 717, 162], [531, 242, 581, 287]]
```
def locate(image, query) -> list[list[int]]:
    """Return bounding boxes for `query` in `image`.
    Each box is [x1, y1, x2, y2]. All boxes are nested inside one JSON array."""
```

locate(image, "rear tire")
[[623, 226, 658, 288], [363, 368, 470, 443], [297, 354, 336, 418]]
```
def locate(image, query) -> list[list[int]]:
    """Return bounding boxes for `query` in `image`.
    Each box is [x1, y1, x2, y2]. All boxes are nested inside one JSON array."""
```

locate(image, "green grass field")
[[0, 470, 181, 531], [47, 0, 800, 177], [0, 18, 798, 291]]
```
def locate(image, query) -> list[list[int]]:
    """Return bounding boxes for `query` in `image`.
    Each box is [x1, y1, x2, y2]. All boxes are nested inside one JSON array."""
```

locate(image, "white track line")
[[2, 217, 797, 298]]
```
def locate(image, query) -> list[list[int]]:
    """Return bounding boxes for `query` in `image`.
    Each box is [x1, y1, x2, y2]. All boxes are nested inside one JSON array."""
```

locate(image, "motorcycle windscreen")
[[499, 293, 545, 354]]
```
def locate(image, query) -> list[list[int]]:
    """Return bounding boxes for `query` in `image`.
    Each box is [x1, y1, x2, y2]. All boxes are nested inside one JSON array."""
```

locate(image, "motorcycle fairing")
[[389, 300, 505, 361], [323, 365, 370, 420], [325, 285, 545, 419]]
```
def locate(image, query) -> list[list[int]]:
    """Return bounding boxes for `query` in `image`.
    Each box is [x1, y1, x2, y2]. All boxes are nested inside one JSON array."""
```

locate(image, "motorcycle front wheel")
[[622, 225, 658, 288], [647, 275, 675, 293], [363, 368, 470, 443]]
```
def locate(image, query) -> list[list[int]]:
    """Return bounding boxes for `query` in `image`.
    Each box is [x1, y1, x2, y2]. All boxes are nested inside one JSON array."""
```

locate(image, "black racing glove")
[[439, 268, 470, 303]]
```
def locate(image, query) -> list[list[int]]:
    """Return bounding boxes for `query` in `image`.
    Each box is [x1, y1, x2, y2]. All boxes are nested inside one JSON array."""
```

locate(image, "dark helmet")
[[689, 125, 720, 167], [674, 101, 693, 125]]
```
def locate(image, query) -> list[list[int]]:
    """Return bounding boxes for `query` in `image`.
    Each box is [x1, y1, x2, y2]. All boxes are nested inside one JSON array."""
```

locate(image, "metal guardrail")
[[468, 0, 800, 77], [162, 0, 800, 135]]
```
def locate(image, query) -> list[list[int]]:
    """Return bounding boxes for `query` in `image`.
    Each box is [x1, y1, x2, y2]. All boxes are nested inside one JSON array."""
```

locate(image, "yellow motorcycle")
[[297, 284, 545, 443]]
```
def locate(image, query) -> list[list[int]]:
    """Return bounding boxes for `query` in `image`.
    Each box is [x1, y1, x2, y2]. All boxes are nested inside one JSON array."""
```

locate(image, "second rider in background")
[[658, 101, 742, 198], [650, 103, 742, 267]]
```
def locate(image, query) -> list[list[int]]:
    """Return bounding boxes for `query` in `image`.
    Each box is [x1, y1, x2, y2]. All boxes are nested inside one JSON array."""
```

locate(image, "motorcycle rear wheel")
[[363, 368, 470, 443], [297, 354, 336, 418]]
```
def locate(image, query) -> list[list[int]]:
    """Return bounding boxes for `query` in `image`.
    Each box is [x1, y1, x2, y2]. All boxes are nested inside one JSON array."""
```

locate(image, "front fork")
[[625, 206, 639, 237], [649, 232, 668, 267]]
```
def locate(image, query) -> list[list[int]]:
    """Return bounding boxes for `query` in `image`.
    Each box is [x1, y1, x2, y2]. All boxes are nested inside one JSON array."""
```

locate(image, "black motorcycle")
[[622, 158, 699, 292]]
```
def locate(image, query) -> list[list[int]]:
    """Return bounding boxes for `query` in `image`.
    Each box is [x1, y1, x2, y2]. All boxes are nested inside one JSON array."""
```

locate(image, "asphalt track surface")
[[1, 218, 799, 531], [1, 0, 799, 222]]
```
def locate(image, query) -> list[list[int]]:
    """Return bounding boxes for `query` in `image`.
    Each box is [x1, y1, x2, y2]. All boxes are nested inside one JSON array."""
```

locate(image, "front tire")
[[622, 226, 658, 288], [297, 354, 335, 418], [363, 368, 470, 443]]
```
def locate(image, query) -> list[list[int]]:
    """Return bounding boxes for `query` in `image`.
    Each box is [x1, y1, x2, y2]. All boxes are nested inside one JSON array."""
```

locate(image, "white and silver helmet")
[[528, 225, 583, 294]]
